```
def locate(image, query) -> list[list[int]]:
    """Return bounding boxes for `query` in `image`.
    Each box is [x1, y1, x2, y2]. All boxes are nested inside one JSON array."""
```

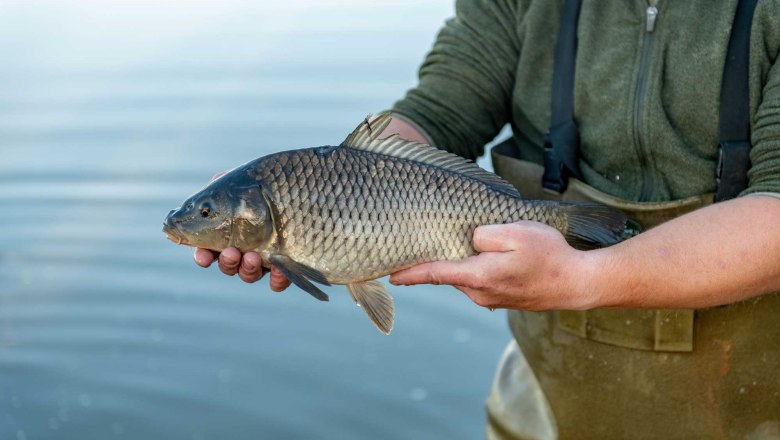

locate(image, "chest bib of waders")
[[489, 0, 780, 438]]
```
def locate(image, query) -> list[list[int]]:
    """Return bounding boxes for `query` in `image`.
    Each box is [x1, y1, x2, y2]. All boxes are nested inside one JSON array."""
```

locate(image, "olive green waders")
[[485, 144, 780, 440]]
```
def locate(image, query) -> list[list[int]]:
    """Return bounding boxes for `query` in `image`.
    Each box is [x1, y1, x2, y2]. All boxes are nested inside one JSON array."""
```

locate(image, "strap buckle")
[[542, 120, 582, 193], [715, 140, 751, 202], [542, 133, 567, 193]]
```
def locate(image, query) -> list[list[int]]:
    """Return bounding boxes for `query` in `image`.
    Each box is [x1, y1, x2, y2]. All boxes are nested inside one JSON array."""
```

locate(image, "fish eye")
[[199, 201, 212, 218]]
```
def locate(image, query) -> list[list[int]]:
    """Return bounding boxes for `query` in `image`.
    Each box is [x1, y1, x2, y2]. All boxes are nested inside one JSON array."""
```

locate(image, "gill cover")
[[221, 166, 275, 252]]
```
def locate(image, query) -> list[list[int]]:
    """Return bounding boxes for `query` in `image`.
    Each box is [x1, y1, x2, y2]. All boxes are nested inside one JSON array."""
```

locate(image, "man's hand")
[[192, 171, 292, 291], [389, 222, 596, 311], [392, 196, 780, 311], [193, 247, 292, 291]]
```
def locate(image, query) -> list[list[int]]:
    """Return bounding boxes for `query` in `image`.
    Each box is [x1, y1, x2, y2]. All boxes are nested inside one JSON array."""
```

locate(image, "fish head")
[[163, 165, 274, 252]]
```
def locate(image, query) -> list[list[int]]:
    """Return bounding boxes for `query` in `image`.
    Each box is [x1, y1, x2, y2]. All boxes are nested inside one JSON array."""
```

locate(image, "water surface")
[[0, 2, 509, 438]]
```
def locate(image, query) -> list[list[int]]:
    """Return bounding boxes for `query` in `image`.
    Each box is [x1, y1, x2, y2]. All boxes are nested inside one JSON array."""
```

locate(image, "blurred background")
[[0, 1, 509, 439]]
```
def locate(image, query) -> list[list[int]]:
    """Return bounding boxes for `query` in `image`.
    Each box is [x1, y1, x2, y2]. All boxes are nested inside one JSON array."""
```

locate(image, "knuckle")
[[240, 263, 259, 276], [467, 272, 485, 290], [239, 272, 259, 283], [271, 282, 287, 292], [220, 257, 239, 269], [427, 270, 441, 285], [219, 264, 237, 275]]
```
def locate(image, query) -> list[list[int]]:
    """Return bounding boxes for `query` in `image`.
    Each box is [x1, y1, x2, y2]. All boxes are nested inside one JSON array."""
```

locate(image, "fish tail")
[[557, 202, 628, 250]]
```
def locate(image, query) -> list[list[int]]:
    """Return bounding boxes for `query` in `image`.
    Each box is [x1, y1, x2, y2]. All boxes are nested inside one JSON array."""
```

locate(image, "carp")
[[163, 114, 626, 334]]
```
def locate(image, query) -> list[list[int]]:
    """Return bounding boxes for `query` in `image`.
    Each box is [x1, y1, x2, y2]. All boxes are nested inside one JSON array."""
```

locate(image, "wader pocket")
[[558, 309, 694, 352]]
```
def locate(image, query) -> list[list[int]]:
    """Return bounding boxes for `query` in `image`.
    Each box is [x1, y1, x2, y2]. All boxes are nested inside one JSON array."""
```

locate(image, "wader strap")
[[542, 0, 583, 193], [715, 0, 758, 202], [542, 0, 756, 199]]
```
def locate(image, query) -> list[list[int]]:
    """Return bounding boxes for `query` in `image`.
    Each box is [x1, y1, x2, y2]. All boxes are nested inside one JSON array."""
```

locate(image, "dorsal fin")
[[341, 114, 521, 198]]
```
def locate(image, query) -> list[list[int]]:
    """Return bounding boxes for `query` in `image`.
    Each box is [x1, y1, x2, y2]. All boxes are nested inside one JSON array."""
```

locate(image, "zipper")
[[632, 0, 659, 201]]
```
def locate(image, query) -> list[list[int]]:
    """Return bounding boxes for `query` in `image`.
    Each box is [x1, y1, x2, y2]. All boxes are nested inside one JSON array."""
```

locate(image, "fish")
[[163, 114, 626, 334]]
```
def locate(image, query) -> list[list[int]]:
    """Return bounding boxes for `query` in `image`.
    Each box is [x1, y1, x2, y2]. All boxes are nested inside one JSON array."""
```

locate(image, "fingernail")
[[244, 262, 256, 271], [391, 279, 408, 286]]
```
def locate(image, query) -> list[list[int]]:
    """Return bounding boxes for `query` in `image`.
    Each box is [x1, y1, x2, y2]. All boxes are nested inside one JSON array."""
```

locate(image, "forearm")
[[581, 195, 780, 309], [391, 0, 521, 160], [380, 114, 429, 144]]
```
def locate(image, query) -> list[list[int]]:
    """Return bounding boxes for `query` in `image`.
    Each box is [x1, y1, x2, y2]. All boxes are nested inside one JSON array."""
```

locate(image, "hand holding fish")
[[193, 247, 292, 291], [389, 221, 596, 311], [192, 171, 293, 291]]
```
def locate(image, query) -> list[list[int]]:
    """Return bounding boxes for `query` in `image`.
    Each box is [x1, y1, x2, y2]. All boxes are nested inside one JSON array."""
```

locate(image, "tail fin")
[[559, 203, 627, 250]]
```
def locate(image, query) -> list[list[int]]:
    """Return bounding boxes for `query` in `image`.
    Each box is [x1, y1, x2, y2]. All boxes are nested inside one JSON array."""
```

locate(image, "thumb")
[[472, 222, 533, 253], [389, 259, 479, 287]]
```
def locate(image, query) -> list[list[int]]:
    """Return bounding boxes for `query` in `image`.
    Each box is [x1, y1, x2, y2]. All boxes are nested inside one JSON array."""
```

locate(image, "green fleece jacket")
[[392, 0, 780, 202]]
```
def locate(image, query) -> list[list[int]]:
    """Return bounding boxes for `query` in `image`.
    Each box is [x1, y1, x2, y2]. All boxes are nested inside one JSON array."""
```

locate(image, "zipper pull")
[[646, 4, 659, 32]]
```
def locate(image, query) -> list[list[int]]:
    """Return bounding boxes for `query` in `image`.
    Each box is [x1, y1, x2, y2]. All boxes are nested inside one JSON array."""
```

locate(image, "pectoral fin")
[[347, 280, 394, 335], [269, 255, 330, 301]]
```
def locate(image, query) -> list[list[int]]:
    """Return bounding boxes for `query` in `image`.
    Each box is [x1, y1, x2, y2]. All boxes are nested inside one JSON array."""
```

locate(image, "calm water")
[[0, 1, 509, 439]]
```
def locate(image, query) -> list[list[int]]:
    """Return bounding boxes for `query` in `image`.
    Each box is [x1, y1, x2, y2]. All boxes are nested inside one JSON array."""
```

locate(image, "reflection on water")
[[0, 1, 508, 439]]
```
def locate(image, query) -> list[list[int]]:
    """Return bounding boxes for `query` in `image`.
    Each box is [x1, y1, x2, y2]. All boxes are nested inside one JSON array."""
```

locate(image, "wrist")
[[567, 248, 618, 310]]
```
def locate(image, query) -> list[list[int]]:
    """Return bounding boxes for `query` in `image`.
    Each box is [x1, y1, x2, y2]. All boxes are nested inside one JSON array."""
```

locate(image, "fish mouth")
[[163, 214, 191, 246], [163, 224, 190, 245]]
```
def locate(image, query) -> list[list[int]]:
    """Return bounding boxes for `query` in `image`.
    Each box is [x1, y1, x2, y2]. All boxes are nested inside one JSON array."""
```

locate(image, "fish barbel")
[[163, 114, 626, 334]]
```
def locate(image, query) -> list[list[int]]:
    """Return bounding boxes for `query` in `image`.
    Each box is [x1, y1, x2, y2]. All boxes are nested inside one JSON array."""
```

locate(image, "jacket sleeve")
[[744, 57, 780, 197], [391, 0, 521, 160]]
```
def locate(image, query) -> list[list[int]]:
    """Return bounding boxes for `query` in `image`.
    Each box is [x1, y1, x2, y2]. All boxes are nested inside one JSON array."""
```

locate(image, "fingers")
[[218, 247, 242, 275], [198, 246, 285, 289], [238, 252, 265, 283], [194, 248, 217, 267], [219, 248, 269, 284], [390, 259, 480, 287], [390, 260, 504, 309], [390, 260, 500, 309], [269, 266, 292, 292]]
